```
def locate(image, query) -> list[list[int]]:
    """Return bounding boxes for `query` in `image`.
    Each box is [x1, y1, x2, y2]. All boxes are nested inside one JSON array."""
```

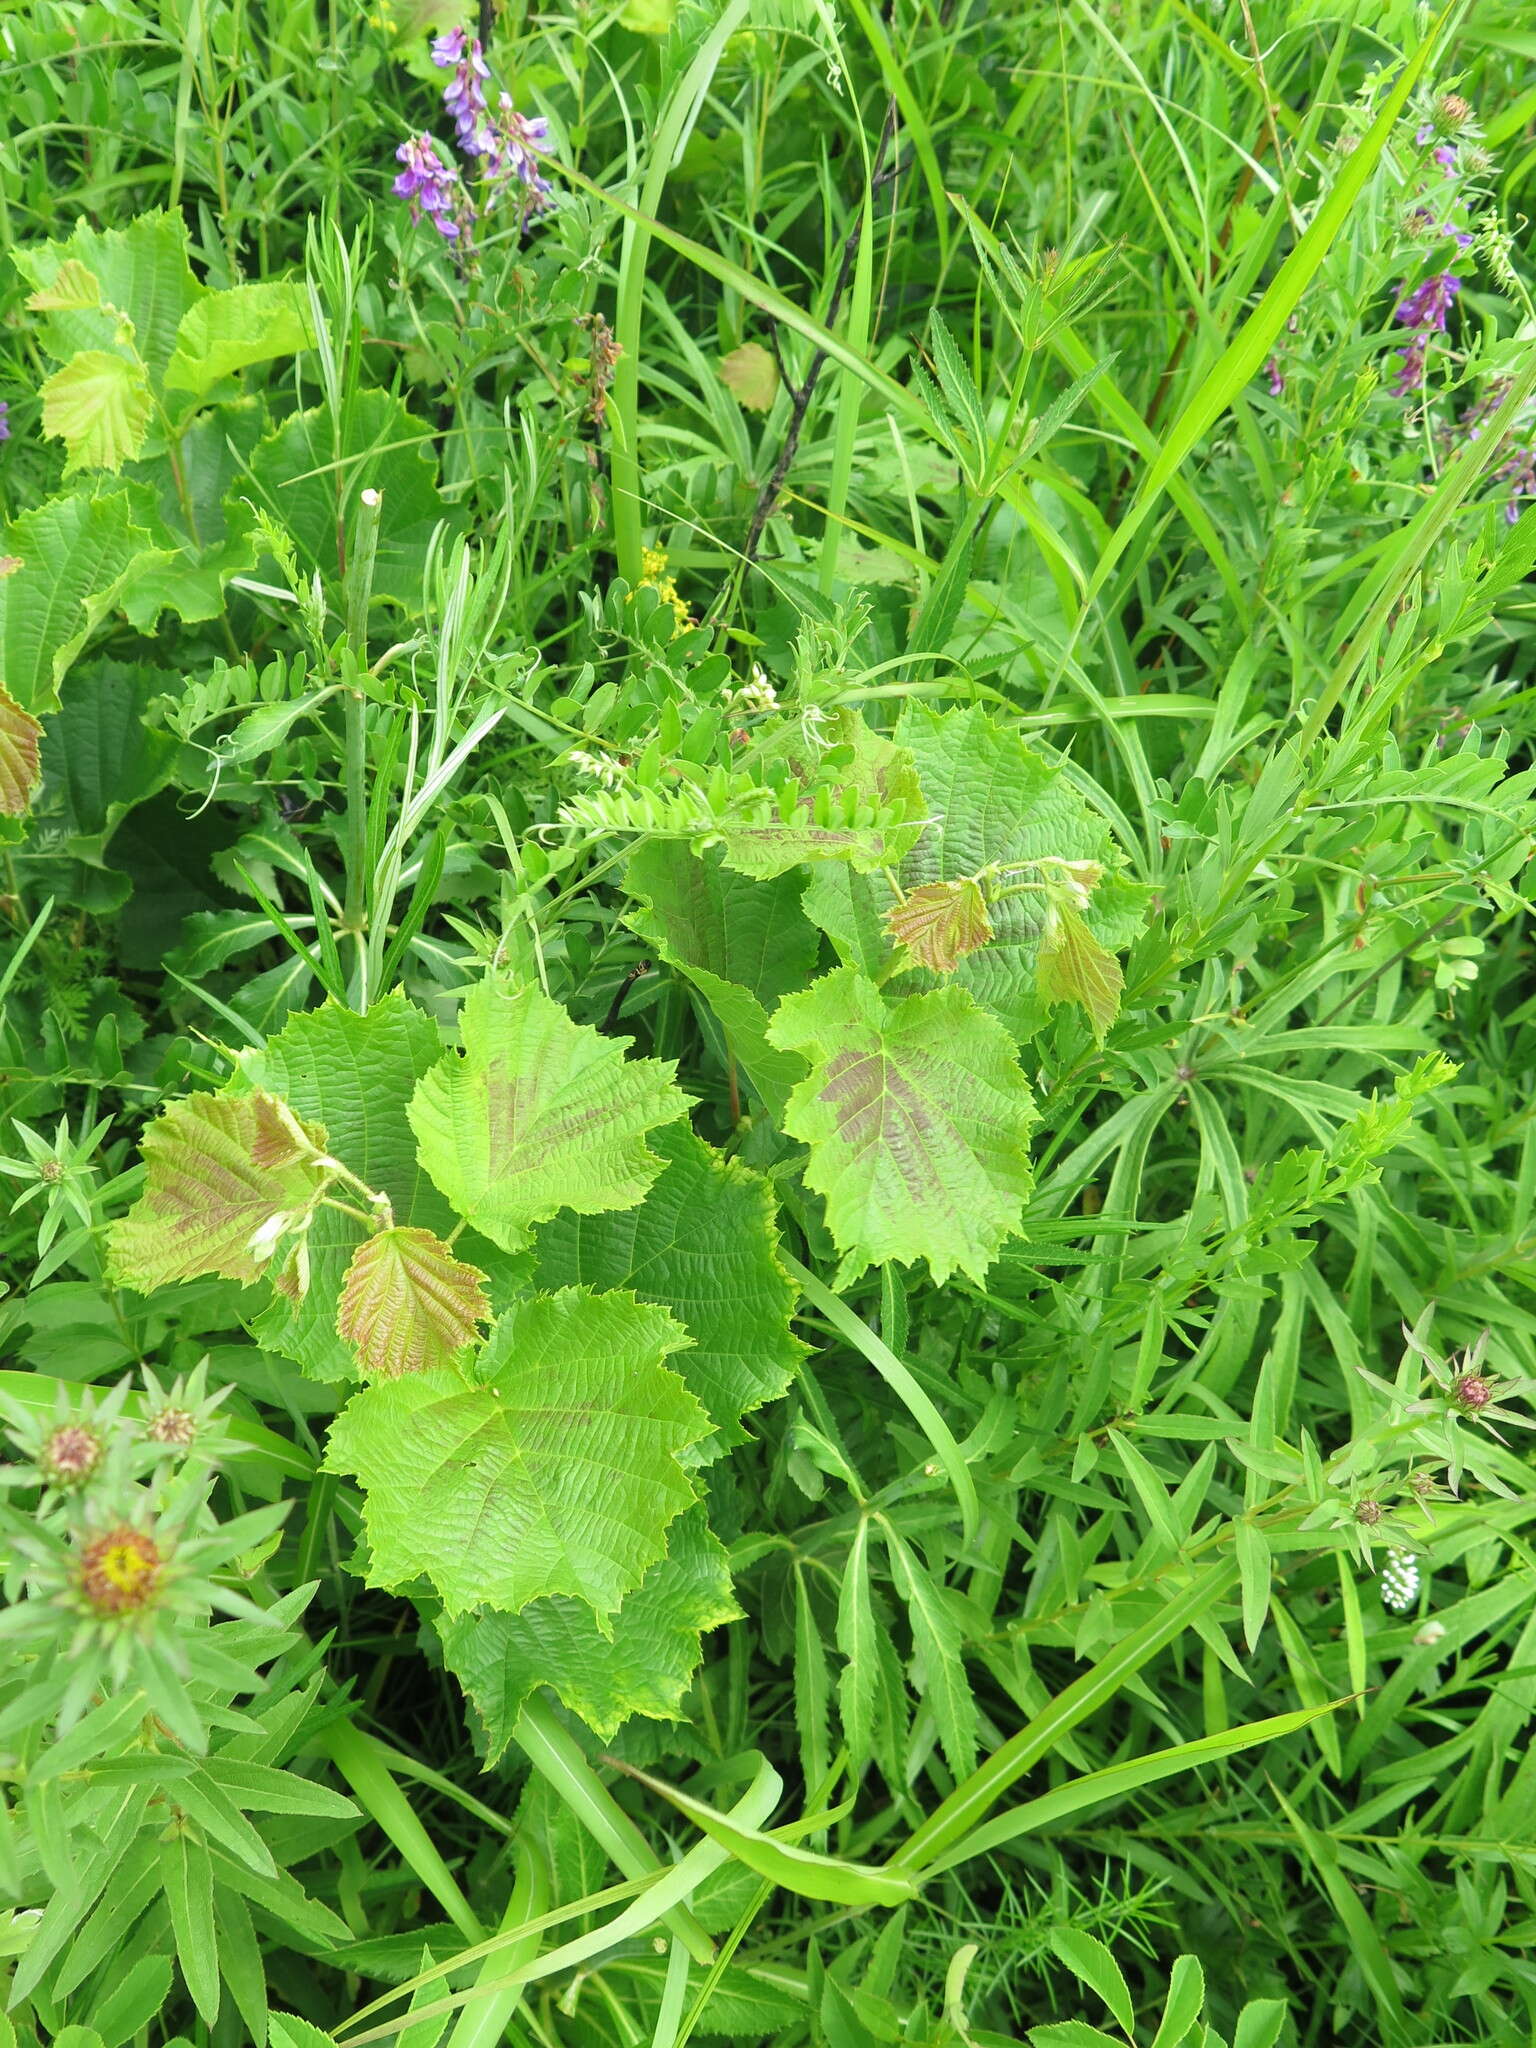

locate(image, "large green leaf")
[[326, 1288, 709, 1617], [0, 489, 156, 715], [246, 388, 463, 609], [624, 841, 817, 1113], [767, 967, 1038, 1284], [534, 1123, 803, 1447], [39, 349, 153, 473], [807, 705, 1144, 1043], [108, 1090, 333, 1291], [437, 1505, 739, 1747], [244, 995, 461, 1381], [409, 976, 691, 1255], [40, 661, 179, 863], [16, 210, 203, 383], [164, 282, 316, 398]]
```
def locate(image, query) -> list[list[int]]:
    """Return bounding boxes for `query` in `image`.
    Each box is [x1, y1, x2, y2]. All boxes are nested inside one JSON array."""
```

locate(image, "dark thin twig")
[[736, 97, 901, 580]]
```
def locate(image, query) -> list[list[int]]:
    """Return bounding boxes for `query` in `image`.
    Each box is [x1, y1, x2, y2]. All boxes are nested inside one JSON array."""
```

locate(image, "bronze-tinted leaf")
[[883, 878, 994, 973]]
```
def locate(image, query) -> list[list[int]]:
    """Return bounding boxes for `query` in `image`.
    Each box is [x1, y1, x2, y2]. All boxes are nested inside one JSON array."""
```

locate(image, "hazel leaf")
[[108, 1090, 333, 1292], [336, 1226, 490, 1379], [766, 967, 1037, 1285], [326, 1287, 709, 1619], [408, 976, 691, 1253], [1036, 901, 1125, 1041], [40, 350, 153, 474], [883, 877, 994, 974], [0, 685, 44, 816]]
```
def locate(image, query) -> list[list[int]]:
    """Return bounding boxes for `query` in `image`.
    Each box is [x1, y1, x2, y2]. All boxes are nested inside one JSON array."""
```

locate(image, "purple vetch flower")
[[1415, 120, 1435, 146], [1395, 272, 1461, 333], [1392, 337, 1427, 396], [432, 27, 494, 156], [1496, 445, 1536, 522], [484, 94, 554, 209], [1264, 358, 1284, 397], [393, 134, 475, 243], [1435, 143, 1457, 170], [0, 400, 9, 442]]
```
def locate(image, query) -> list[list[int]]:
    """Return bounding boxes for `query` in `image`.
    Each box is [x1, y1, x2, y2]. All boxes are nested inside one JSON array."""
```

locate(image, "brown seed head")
[[1437, 93, 1473, 127], [1355, 1499, 1385, 1527]]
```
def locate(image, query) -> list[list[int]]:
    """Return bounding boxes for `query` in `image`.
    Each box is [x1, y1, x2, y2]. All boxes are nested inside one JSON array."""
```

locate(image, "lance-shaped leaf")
[[607, 1760, 919, 1906], [408, 977, 691, 1253], [534, 1123, 804, 1447], [0, 685, 43, 815], [109, 1091, 333, 1291], [40, 350, 153, 474], [438, 1506, 740, 1750], [326, 1288, 709, 1618], [337, 1226, 489, 1379], [767, 968, 1037, 1285], [1037, 901, 1124, 1042], [883, 878, 993, 974]]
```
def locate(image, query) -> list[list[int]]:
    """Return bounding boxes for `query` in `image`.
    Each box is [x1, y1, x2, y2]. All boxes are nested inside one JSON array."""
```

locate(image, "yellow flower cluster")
[[636, 547, 694, 635]]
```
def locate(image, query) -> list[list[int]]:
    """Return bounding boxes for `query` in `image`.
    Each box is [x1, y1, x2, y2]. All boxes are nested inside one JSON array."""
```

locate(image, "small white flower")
[[1380, 1547, 1421, 1613], [568, 748, 624, 790]]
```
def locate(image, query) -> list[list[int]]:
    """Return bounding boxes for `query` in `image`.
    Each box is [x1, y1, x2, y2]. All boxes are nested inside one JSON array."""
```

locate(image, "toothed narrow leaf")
[[326, 1288, 709, 1618], [0, 685, 43, 815], [108, 1090, 332, 1291], [337, 1226, 489, 1379], [438, 1506, 740, 1749], [408, 976, 691, 1253], [766, 968, 1037, 1284]]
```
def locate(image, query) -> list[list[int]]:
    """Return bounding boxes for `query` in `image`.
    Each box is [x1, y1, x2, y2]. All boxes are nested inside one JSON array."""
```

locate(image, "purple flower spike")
[[1392, 338, 1426, 396], [431, 27, 493, 155], [1264, 358, 1284, 397], [1435, 143, 1457, 170], [0, 401, 9, 443], [394, 134, 474, 244], [1497, 445, 1536, 522], [1395, 272, 1461, 333], [1415, 121, 1435, 145], [485, 95, 554, 209]]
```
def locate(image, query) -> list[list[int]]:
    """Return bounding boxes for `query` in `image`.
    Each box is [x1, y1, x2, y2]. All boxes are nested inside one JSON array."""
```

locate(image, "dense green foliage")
[[3, 0, 1536, 2042]]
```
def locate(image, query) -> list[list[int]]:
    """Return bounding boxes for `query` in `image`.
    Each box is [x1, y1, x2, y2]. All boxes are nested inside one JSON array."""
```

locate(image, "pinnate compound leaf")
[[534, 1123, 804, 1446], [766, 968, 1037, 1284], [1036, 902, 1124, 1040], [438, 1506, 739, 1749], [109, 1091, 333, 1291], [409, 976, 690, 1253], [164, 282, 316, 397], [337, 1227, 489, 1379], [713, 711, 926, 880], [883, 877, 993, 973], [40, 350, 153, 473], [326, 1288, 708, 1618], [0, 685, 43, 815], [244, 995, 463, 1381]]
